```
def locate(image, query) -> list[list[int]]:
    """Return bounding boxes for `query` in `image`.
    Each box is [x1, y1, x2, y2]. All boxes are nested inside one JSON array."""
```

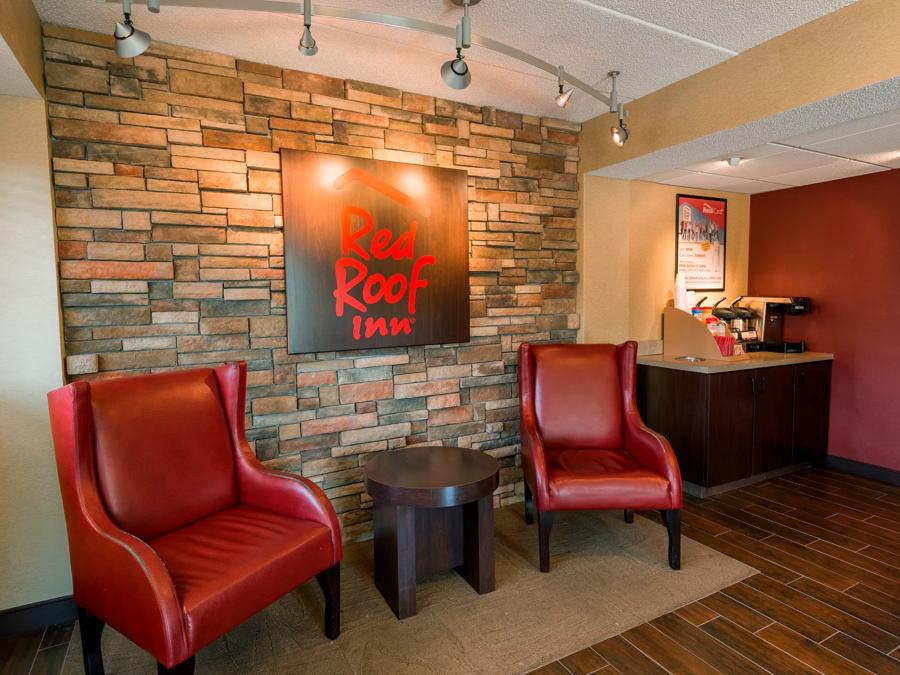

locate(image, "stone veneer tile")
[[43, 23, 580, 540]]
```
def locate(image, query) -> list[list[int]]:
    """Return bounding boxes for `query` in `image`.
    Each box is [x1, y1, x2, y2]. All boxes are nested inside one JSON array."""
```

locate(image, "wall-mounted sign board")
[[676, 194, 727, 292], [282, 150, 470, 353]]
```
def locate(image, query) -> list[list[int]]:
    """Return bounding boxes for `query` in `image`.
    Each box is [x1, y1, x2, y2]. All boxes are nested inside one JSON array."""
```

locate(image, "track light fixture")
[[611, 119, 629, 147], [607, 70, 629, 146], [555, 66, 574, 108], [114, 0, 151, 58], [441, 34, 470, 89], [442, 0, 474, 89], [298, 0, 317, 56], [99, 0, 625, 116]]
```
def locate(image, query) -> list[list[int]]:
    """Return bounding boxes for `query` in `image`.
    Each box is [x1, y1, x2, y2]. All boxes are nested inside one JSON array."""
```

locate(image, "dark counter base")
[[683, 463, 812, 498], [638, 360, 832, 492]]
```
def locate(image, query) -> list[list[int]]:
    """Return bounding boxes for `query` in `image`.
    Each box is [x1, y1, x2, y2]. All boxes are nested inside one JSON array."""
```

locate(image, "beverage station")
[[636, 297, 833, 496], [686, 295, 812, 356]]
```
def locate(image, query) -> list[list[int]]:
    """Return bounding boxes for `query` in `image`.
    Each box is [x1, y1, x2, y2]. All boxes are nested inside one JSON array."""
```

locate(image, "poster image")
[[676, 194, 726, 291]]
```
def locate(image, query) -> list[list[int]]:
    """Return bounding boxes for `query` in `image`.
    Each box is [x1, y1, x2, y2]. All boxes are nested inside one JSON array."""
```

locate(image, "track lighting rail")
[[105, 0, 612, 107]]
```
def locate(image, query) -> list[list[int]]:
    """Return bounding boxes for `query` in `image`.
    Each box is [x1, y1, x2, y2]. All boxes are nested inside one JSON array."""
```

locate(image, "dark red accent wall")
[[749, 168, 900, 471]]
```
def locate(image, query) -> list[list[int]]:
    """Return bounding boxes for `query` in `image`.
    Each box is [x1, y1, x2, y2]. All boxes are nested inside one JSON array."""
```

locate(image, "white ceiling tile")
[[806, 123, 900, 165], [739, 180, 788, 194], [684, 146, 840, 180], [583, 0, 856, 52], [881, 152, 900, 169], [715, 147, 838, 179], [682, 143, 788, 173], [641, 168, 696, 182], [779, 109, 900, 147], [767, 160, 887, 187], [658, 172, 786, 194]]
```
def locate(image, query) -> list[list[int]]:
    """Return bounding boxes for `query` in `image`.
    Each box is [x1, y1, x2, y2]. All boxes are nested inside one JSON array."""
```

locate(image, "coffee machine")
[[729, 297, 811, 352]]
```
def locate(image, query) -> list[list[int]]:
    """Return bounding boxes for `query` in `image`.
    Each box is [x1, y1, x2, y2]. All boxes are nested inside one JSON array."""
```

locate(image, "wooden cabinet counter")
[[636, 352, 833, 496]]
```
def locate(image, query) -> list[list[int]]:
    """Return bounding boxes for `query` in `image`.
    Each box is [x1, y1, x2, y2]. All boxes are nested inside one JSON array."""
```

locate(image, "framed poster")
[[675, 194, 727, 291], [281, 150, 469, 354]]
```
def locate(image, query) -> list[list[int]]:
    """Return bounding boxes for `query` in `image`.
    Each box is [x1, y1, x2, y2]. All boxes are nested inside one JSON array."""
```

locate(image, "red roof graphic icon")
[[333, 167, 432, 219]]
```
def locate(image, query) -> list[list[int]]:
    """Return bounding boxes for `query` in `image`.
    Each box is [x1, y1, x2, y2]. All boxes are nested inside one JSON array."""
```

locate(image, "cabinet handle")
[[760, 376, 767, 393], [798, 370, 805, 387], [751, 376, 756, 394]]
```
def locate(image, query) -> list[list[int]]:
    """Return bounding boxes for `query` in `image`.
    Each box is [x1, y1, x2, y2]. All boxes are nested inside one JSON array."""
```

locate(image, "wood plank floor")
[[0, 622, 72, 675], [2, 469, 898, 674], [530, 468, 900, 675]]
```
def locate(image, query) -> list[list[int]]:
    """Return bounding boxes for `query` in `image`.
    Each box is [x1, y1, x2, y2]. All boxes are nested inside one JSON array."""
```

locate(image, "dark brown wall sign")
[[282, 150, 469, 353]]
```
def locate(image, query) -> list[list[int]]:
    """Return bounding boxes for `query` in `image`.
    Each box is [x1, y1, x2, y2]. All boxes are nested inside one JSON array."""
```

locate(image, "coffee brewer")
[[726, 297, 812, 352]]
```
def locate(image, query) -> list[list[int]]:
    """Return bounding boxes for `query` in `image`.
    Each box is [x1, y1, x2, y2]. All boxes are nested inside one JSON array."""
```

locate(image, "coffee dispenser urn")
[[732, 297, 811, 353]]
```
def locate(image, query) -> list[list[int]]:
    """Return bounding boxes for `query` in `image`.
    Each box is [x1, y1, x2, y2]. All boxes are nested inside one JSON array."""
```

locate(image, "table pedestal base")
[[373, 495, 495, 619]]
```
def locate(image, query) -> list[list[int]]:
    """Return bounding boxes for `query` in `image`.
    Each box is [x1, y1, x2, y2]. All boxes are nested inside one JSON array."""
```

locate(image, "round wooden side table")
[[363, 445, 500, 619]]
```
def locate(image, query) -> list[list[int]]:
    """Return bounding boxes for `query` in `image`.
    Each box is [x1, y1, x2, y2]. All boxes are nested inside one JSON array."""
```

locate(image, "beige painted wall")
[[0, 95, 70, 610], [577, 175, 631, 344], [579, 177, 749, 349]]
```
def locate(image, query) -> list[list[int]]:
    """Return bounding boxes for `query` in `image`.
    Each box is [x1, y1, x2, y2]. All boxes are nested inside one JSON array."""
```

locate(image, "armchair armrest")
[[520, 408, 550, 503], [518, 342, 551, 508], [617, 342, 683, 508], [214, 363, 342, 563], [235, 448, 343, 564], [623, 412, 682, 507], [47, 384, 189, 667]]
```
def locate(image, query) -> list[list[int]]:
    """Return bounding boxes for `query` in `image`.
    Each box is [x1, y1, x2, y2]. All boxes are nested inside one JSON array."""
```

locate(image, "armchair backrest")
[[520, 343, 625, 450], [72, 368, 237, 540]]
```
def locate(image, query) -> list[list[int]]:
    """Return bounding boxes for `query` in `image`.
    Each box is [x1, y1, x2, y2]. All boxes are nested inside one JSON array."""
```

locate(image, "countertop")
[[637, 351, 834, 374]]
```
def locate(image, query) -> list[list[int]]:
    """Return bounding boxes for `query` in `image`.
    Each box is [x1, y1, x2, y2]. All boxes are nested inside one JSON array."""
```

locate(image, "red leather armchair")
[[47, 362, 342, 675], [518, 341, 682, 572]]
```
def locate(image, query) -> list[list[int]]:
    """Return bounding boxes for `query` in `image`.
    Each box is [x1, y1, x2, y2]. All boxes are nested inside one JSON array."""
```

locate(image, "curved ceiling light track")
[[110, 0, 631, 143], [110, 0, 616, 106]]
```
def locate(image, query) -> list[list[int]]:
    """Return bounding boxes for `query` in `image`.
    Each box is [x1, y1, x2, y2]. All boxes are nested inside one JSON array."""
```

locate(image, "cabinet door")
[[793, 361, 832, 464], [753, 366, 795, 474], [638, 365, 708, 485], [708, 370, 755, 487]]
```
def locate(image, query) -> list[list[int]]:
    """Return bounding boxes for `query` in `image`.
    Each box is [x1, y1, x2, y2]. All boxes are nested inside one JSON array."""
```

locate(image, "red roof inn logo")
[[281, 151, 469, 353], [332, 168, 436, 341]]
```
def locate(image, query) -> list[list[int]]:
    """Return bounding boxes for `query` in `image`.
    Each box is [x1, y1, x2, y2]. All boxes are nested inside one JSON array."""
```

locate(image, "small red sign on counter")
[[282, 151, 469, 353]]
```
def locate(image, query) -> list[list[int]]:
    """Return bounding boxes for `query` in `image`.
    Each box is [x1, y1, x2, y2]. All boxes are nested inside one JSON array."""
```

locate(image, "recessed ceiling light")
[[727, 156, 742, 167]]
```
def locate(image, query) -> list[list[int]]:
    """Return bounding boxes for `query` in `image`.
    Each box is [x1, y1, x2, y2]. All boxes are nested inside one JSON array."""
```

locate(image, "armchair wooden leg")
[[77, 606, 105, 675], [624, 509, 634, 523], [524, 480, 534, 525], [660, 509, 681, 570], [316, 562, 341, 639], [537, 510, 554, 573], [157, 657, 195, 674]]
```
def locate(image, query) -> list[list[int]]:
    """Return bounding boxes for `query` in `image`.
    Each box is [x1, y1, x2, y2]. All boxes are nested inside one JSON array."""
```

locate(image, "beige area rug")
[[63, 505, 755, 674]]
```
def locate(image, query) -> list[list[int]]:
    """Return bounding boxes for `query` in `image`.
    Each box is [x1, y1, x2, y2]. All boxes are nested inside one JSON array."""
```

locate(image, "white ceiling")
[[33, 0, 856, 122], [643, 108, 900, 194]]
